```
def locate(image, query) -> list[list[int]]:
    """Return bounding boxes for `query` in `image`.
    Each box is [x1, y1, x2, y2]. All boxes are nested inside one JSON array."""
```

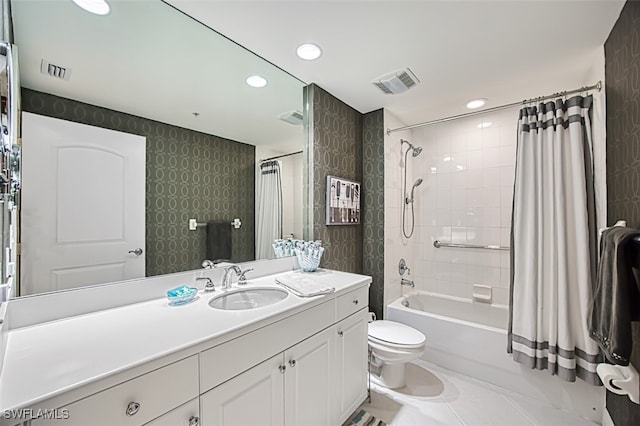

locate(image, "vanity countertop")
[[0, 269, 370, 412]]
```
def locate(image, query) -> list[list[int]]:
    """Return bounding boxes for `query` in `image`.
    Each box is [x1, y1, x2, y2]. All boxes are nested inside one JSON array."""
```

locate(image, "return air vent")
[[279, 110, 303, 125], [40, 59, 72, 81], [372, 67, 420, 95]]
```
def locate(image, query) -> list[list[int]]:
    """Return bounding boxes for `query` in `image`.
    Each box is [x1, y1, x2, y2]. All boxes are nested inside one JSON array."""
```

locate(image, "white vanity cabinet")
[[4, 275, 371, 426], [199, 287, 369, 426]]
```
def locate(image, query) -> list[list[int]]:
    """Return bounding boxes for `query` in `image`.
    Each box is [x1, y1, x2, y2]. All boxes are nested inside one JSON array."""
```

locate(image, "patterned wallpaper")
[[604, 1, 640, 424], [362, 109, 385, 319], [308, 84, 364, 274], [21, 89, 255, 277]]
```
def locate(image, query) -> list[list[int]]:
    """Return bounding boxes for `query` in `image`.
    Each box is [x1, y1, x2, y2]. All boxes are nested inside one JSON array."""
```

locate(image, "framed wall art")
[[326, 175, 360, 225]]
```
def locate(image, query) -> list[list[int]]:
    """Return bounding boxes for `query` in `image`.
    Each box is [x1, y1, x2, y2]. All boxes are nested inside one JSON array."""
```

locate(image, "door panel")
[[200, 354, 285, 426], [284, 326, 335, 426], [21, 112, 145, 295]]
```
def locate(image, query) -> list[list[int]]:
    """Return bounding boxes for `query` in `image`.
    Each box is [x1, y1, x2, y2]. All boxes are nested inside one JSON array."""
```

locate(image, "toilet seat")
[[368, 320, 426, 349]]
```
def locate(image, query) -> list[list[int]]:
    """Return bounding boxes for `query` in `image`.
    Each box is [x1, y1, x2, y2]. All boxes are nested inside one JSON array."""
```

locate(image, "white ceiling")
[[12, 0, 304, 153], [167, 0, 625, 127]]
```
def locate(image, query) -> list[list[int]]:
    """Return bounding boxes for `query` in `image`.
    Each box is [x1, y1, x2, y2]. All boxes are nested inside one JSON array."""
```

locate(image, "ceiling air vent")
[[372, 67, 420, 95], [279, 110, 303, 126], [40, 59, 72, 81]]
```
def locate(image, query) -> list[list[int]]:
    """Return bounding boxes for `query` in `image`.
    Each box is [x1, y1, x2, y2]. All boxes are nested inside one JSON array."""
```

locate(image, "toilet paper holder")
[[596, 363, 640, 404]]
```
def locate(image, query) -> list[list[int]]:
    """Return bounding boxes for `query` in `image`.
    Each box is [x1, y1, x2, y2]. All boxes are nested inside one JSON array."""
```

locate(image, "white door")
[[21, 112, 145, 295], [284, 326, 336, 426], [200, 354, 285, 426], [336, 309, 369, 424]]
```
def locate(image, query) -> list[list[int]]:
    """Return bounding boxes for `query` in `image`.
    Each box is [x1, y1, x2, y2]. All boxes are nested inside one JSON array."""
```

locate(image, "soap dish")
[[166, 285, 198, 306]]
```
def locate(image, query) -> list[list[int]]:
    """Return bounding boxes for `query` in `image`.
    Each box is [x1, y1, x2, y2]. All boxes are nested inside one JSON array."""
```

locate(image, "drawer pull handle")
[[289, 359, 296, 367], [353, 299, 359, 305], [338, 331, 344, 337], [125, 401, 141, 417], [188, 416, 200, 426], [279, 365, 286, 374]]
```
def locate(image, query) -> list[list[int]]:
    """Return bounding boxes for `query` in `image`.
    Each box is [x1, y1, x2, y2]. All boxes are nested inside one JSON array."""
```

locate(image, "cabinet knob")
[[288, 359, 296, 367], [279, 365, 286, 374], [338, 330, 344, 337], [353, 299, 359, 305], [125, 401, 141, 417], [188, 416, 200, 426]]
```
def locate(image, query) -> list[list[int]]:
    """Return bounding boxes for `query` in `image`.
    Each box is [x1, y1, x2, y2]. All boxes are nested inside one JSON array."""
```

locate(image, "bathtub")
[[387, 291, 603, 423]]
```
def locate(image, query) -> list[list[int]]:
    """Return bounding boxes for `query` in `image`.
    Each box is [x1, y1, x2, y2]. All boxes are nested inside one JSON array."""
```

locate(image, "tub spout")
[[401, 278, 415, 288]]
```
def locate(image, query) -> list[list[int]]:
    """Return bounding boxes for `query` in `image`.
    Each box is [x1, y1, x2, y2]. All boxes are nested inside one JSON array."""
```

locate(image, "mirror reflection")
[[11, 0, 305, 297]]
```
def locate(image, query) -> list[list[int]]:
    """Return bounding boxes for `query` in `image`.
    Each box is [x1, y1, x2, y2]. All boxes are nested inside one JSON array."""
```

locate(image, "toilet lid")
[[369, 320, 426, 348]]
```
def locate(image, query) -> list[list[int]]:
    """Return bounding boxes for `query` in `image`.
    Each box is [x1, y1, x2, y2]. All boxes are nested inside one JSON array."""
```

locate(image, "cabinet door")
[[336, 309, 369, 424], [284, 326, 335, 426], [200, 354, 284, 426], [144, 398, 199, 426]]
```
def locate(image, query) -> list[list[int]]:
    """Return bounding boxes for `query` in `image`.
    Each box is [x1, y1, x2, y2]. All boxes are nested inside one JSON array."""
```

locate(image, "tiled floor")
[[360, 360, 598, 426]]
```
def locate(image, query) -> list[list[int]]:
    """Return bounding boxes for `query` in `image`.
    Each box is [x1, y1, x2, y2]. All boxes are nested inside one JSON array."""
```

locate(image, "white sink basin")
[[209, 287, 289, 310]]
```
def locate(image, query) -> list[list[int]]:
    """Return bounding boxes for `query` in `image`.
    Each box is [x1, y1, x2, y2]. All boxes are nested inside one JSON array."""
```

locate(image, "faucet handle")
[[196, 276, 215, 292], [237, 268, 254, 286]]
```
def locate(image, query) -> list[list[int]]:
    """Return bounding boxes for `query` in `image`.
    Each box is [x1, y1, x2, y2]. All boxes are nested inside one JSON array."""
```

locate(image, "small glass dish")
[[166, 285, 198, 306]]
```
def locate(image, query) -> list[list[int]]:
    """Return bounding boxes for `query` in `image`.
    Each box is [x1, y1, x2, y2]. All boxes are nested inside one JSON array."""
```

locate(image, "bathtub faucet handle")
[[399, 258, 411, 276]]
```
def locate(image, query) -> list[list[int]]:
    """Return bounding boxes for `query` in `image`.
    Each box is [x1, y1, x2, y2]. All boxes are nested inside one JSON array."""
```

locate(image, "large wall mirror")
[[9, 0, 306, 297]]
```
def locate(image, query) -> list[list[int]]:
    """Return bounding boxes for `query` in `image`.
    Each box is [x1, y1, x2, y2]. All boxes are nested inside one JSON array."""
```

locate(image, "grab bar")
[[433, 240, 510, 251]]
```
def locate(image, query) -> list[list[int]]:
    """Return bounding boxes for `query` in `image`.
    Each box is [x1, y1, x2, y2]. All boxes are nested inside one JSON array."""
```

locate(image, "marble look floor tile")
[[504, 393, 598, 426], [353, 361, 596, 426]]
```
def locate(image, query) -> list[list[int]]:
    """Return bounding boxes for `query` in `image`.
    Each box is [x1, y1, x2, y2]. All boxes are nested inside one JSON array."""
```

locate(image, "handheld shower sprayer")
[[401, 138, 423, 239], [405, 178, 423, 204]]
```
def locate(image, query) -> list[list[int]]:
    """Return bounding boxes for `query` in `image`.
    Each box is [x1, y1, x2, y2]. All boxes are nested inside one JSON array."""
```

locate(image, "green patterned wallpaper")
[[21, 89, 255, 277], [308, 84, 364, 274], [362, 109, 385, 319]]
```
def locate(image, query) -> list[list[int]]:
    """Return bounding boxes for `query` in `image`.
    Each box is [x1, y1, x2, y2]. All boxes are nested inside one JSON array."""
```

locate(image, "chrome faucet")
[[221, 265, 243, 290], [401, 278, 415, 288]]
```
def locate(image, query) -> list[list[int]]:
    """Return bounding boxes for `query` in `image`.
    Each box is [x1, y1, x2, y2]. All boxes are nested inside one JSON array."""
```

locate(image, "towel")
[[274, 273, 334, 297], [589, 226, 640, 366], [206, 221, 232, 261]]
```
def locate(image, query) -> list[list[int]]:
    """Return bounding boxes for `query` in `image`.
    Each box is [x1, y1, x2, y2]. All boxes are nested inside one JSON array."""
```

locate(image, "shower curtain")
[[508, 95, 602, 384], [256, 160, 283, 259]]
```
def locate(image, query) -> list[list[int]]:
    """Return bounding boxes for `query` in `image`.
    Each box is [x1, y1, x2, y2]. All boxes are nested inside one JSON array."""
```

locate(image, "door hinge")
[[16, 242, 21, 255], [17, 137, 22, 147]]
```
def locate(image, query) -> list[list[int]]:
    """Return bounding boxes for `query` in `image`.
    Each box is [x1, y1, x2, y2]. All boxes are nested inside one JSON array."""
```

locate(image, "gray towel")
[[206, 221, 232, 262], [589, 226, 640, 366]]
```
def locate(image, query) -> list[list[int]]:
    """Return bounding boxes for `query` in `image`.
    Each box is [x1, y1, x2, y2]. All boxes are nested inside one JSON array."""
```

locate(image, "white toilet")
[[368, 320, 426, 389]]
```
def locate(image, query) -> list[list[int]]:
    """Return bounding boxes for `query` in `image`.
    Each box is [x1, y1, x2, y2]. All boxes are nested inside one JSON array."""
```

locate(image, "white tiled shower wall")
[[385, 107, 519, 306]]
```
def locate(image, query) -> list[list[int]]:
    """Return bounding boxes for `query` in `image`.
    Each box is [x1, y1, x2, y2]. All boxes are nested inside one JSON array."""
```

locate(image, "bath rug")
[[347, 408, 387, 426]]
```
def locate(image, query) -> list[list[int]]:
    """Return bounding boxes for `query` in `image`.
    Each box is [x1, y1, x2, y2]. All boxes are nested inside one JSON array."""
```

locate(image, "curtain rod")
[[259, 150, 303, 162], [386, 80, 602, 135]]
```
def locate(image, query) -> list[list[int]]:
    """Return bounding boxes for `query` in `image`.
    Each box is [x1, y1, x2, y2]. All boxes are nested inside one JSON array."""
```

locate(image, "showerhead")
[[401, 139, 422, 157], [406, 178, 424, 204]]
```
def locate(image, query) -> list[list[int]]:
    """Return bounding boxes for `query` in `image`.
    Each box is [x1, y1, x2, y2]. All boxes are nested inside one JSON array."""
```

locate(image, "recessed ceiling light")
[[466, 98, 487, 109], [246, 75, 267, 88], [296, 43, 322, 61], [477, 122, 492, 128], [71, 0, 111, 15]]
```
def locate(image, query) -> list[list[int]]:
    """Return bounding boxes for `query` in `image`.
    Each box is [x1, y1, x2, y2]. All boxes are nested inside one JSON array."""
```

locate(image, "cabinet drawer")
[[144, 398, 199, 426], [336, 286, 369, 321], [33, 355, 199, 426]]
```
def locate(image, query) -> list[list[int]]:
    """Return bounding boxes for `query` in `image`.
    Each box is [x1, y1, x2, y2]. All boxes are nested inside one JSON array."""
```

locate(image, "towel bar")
[[433, 240, 510, 251], [188, 218, 242, 231]]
